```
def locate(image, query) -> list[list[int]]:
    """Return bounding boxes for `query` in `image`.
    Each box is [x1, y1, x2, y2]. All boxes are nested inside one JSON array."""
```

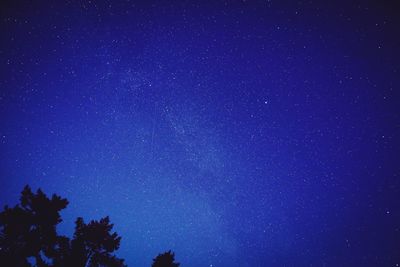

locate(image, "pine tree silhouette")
[[0, 185, 126, 267], [152, 250, 180, 267], [0, 185, 68, 266], [65, 216, 126, 267], [1, 185, 182, 267]]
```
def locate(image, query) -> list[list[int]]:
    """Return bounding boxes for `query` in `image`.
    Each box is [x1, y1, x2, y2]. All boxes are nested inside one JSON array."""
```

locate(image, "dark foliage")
[[1, 185, 180, 267], [0, 185, 126, 267], [0, 185, 68, 267], [152, 250, 180, 267], [62, 217, 125, 267]]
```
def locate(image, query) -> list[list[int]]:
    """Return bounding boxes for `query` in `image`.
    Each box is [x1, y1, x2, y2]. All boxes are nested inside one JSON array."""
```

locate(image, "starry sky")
[[0, 1, 399, 266]]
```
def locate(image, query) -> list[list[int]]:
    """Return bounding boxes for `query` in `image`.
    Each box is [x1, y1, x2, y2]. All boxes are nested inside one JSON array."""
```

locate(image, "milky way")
[[1, 1, 399, 266]]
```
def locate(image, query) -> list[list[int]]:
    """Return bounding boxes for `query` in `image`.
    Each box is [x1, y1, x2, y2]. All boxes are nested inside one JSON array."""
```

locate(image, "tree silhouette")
[[65, 217, 126, 267], [0, 185, 68, 266], [152, 250, 180, 267], [0, 185, 126, 267], [1, 185, 180, 267]]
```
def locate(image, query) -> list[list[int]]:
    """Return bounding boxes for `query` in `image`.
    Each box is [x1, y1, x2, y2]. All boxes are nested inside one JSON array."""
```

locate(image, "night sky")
[[1, 1, 400, 266]]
